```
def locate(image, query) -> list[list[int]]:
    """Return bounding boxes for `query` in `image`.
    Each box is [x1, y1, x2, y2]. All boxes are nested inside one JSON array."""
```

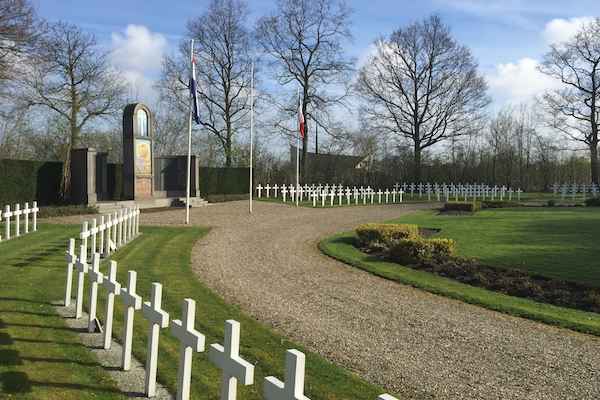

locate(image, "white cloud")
[[542, 16, 594, 45], [110, 25, 168, 102], [486, 58, 560, 105]]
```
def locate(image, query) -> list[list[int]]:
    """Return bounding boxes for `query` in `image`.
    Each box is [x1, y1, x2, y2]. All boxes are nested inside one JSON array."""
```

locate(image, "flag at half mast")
[[190, 55, 201, 125]]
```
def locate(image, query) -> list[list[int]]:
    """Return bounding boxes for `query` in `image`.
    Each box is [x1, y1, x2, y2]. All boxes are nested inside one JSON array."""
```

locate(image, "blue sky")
[[34, 0, 600, 108]]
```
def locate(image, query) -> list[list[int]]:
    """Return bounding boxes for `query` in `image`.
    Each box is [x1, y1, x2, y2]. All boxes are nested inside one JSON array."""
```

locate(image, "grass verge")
[[319, 232, 600, 337]]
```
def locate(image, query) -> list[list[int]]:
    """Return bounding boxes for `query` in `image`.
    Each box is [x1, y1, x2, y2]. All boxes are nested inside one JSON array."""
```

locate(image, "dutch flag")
[[190, 56, 201, 125]]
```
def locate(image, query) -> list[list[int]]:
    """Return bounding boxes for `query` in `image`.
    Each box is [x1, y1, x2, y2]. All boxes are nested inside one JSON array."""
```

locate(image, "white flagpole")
[[249, 60, 254, 214], [296, 87, 300, 207], [185, 39, 194, 225]]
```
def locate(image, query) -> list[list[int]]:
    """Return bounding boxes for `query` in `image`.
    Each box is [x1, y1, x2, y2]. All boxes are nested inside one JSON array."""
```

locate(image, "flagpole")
[[185, 39, 194, 225], [296, 87, 300, 207], [249, 60, 254, 214]]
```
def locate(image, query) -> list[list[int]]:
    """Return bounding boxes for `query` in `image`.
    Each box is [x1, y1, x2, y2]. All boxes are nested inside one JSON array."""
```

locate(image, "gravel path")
[[51, 201, 600, 399]]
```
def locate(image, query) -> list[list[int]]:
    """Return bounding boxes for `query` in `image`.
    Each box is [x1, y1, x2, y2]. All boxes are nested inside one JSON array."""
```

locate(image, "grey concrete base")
[[55, 301, 173, 399]]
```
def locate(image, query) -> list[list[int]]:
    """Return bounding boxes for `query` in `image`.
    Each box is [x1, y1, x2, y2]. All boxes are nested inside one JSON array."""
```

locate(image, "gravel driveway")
[[54, 201, 600, 399]]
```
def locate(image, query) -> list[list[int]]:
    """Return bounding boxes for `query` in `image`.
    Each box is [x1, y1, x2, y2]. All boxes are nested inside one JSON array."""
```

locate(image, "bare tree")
[[256, 0, 354, 178], [18, 22, 126, 197], [161, 0, 253, 167], [539, 18, 600, 184], [356, 15, 489, 181], [0, 0, 39, 88]]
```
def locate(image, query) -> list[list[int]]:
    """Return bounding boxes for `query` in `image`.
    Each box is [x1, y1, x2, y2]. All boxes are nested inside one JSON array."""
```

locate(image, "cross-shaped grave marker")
[[104, 215, 113, 256], [75, 244, 88, 319], [282, 187, 288, 202], [64, 238, 77, 307], [171, 298, 206, 400], [31, 201, 38, 231], [23, 202, 30, 234], [209, 320, 254, 400], [102, 261, 121, 350], [143, 282, 170, 397], [90, 219, 99, 254], [14, 204, 22, 237], [3, 205, 12, 240], [87, 253, 104, 333], [264, 349, 310, 400], [80, 221, 90, 254], [257, 184, 263, 198], [265, 184, 271, 198], [98, 216, 106, 255], [121, 270, 142, 371]]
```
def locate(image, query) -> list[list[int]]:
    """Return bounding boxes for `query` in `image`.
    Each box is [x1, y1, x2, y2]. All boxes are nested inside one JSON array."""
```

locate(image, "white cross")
[[118, 210, 124, 248], [75, 244, 88, 319], [98, 216, 106, 255], [143, 282, 170, 397], [329, 191, 335, 206], [337, 190, 343, 205], [385, 190, 390, 203], [264, 349, 310, 400], [273, 184, 279, 197], [3, 205, 12, 240], [171, 298, 206, 400], [311, 192, 318, 208], [377, 190, 383, 204], [209, 320, 254, 400], [23, 202, 30, 234], [121, 270, 142, 371], [282, 188, 288, 202], [265, 184, 271, 198], [90, 219, 98, 254], [104, 215, 113, 256], [102, 261, 121, 350], [378, 394, 399, 400], [14, 204, 22, 237], [31, 201, 38, 231], [321, 191, 327, 207], [80, 221, 90, 253], [87, 253, 103, 333], [257, 184, 263, 198], [64, 238, 77, 307]]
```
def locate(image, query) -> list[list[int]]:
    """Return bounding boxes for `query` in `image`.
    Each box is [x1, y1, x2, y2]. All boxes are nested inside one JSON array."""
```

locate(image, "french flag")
[[298, 103, 305, 139], [190, 57, 201, 125]]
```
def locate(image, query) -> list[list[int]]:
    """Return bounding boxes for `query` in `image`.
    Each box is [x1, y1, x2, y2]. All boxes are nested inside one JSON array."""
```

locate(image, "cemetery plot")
[[0, 222, 397, 399], [255, 183, 524, 208], [320, 207, 600, 335]]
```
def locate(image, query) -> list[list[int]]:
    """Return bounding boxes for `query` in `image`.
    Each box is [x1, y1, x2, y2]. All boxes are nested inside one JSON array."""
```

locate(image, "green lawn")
[[319, 207, 600, 336], [388, 208, 600, 286], [1, 224, 389, 399]]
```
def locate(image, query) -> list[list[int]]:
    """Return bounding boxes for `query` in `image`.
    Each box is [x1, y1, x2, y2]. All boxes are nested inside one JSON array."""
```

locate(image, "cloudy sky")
[[35, 0, 600, 109]]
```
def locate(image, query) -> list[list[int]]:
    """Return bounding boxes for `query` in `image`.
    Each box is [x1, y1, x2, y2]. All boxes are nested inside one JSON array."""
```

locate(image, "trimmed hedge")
[[355, 223, 419, 250], [443, 201, 481, 212], [481, 200, 520, 209], [199, 167, 249, 195], [585, 197, 600, 207], [0, 159, 63, 205], [39, 205, 98, 218], [389, 238, 455, 264]]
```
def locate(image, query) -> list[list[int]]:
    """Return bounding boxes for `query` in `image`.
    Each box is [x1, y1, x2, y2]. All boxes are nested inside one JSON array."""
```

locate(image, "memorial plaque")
[[123, 103, 154, 200]]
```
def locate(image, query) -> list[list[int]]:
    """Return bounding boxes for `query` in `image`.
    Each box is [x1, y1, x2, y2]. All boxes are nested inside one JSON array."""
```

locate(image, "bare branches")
[[539, 17, 600, 182], [356, 15, 489, 180]]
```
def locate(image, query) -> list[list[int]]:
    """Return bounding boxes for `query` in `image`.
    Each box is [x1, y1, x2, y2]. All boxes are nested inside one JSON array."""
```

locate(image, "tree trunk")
[[590, 143, 599, 184], [413, 143, 422, 182]]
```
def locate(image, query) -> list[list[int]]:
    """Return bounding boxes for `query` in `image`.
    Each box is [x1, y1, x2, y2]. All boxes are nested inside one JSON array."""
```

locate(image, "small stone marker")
[[143, 283, 170, 397], [64, 238, 77, 307], [209, 320, 254, 400], [121, 270, 142, 371], [75, 244, 88, 319], [171, 298, 206, 400], [87, 253, 104, 333], [102, 261, 121, 350], [264, 349, 310, 400]]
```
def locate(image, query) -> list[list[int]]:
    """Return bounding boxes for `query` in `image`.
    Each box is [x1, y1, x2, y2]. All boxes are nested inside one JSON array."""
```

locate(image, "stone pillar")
[[70, 148, 98, 206]]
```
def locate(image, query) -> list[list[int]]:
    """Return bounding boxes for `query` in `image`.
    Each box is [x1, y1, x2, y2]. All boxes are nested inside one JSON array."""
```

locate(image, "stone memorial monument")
[[123, 103, 154, 200]]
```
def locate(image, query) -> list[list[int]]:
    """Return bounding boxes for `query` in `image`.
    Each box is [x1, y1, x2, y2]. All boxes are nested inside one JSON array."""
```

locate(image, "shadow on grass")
[[0, 371, 131, 395], [9, 242, 66, 268], [0, 297, 53, 306]]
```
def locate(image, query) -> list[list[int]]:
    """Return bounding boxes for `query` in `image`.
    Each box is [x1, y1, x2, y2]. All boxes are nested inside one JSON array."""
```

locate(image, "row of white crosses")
[[553, 183, 600, 200], [63, 242, 399, 400], [0, 201, 39, 242], [79, 207, 140, 258], [399, 182, 523, 202], [256, 184, 406, 207]]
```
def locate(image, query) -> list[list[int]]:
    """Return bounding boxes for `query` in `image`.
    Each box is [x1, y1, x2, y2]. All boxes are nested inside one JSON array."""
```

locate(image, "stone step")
[[95, 197, 209, 214]]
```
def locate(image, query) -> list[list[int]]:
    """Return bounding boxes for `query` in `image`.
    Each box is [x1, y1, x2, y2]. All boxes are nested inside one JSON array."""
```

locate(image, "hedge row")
[[199, 167, 249, 195], [0, 159, 63, 206]]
